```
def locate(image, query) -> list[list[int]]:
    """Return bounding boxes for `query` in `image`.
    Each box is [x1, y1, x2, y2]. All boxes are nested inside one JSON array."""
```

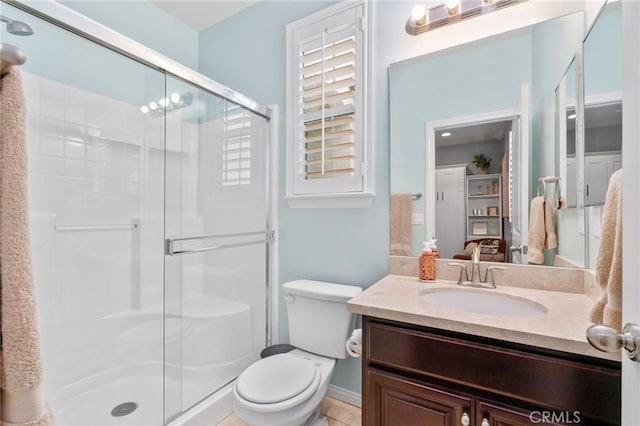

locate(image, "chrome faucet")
[[470, 245, 482, 286], [448, 242, 507, 288]]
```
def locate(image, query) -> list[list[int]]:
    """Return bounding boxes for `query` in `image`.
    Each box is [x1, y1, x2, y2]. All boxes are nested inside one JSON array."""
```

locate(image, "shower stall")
[[1, 1, 274, 424]]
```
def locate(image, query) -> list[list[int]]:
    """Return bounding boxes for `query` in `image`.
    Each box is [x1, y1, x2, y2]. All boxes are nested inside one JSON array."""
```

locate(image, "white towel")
[[527, 195, 557, 264], [0, 68, 54, 425], [590, 169, 622, 331]]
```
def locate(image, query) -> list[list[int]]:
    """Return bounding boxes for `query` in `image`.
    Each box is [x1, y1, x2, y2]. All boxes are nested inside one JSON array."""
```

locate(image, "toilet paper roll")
[[346, 328, 362, 358]]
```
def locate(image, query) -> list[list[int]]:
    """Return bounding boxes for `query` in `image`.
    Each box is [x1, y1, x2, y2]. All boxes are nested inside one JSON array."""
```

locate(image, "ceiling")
[[435, 120, 512, 148], [149, 0, 256, 32]]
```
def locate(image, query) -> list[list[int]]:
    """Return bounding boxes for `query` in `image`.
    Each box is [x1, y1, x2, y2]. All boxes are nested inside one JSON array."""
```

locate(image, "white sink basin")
[[420, 288, 548, 317]]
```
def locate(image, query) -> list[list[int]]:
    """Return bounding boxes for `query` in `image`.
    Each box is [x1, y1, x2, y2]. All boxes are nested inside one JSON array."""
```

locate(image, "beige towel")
[[590, 169, 623, 331], [527, 195, 557, 264], [0, 69, 54, 425], [544, 195, 557, 250], [390, 193, 412, 256]]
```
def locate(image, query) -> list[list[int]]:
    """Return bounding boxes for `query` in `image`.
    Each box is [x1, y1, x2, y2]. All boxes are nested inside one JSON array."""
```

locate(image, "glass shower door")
[[163, 76, 271, 421], [10, 1, 168, 423]]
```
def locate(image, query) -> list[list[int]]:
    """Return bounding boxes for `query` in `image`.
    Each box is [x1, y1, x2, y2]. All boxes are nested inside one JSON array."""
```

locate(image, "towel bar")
[[54, 224, 138, 232]]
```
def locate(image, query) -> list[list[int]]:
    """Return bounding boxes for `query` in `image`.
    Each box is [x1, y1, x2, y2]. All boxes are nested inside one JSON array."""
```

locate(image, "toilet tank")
[[283, 280, 362, 359]]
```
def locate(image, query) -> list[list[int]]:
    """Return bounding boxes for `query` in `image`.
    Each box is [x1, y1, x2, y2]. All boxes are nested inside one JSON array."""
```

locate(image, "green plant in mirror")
[[472, 153, 492, 172]]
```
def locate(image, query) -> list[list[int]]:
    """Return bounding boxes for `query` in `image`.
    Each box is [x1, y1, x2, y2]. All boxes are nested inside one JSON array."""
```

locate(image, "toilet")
[[233, 279, 362, 426]]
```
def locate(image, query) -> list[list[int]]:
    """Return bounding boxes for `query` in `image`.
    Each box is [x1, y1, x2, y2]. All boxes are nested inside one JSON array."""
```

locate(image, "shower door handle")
[[165, 230, 274, 256]]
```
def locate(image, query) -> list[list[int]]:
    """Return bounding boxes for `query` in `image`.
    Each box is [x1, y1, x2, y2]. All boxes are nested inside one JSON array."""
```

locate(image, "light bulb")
[[445, 0, 460, 14], [149, 102, 158, 110], [140, 105, 149, 114], [568, 114, 576, 120], [159, 97, 168, 107], [411, 4, 426, 23], [170, 92, 181, 104], [441, 132, 452, 137]]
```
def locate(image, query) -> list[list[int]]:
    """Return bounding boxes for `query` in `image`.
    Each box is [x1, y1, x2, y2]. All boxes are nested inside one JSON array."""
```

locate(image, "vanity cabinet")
[[362, 317, 620, 426]]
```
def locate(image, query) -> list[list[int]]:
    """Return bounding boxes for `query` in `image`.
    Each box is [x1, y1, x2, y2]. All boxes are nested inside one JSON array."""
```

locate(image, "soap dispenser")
[[419, 242, 436, 282], [430, 238, 441, 259]]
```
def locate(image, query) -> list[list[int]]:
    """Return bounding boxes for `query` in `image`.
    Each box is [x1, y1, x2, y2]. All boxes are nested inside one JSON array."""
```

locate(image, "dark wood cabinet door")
[[476, 398, 565, 426], [365, 368, 474, 426]]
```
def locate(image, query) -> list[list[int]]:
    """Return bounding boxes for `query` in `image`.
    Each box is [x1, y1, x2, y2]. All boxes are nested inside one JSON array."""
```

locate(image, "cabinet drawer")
[[365, 319, 620, 423], [476, 397, 565, 426]]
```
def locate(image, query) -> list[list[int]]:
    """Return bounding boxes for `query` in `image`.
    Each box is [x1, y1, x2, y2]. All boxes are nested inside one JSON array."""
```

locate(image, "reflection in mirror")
[[555, 56, 587, 268], [556, 58, 578, 208], [390, 10, 584, 267], [582, 0, 621, 268], [432, 120, 512, 260]]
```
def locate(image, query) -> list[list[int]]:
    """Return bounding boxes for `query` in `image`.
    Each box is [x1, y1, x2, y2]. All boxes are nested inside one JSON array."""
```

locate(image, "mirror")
[[555, 57, 587, 267], [583, 0, 622, 268], [390, 10, 585, 265], [554, 0, 621, 268]]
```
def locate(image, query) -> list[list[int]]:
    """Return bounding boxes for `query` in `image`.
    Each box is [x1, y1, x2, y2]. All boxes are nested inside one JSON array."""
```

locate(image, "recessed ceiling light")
[[441, 132, 452, 137]]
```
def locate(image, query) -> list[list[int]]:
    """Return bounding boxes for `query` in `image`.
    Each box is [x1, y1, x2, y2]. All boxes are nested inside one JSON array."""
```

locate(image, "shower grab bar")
[[165, 230, 274, 256], [54, 223, 138, 232]]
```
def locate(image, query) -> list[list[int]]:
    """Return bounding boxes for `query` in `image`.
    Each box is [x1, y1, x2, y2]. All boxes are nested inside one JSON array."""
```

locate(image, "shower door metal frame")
[[4, 0, 277, 404]]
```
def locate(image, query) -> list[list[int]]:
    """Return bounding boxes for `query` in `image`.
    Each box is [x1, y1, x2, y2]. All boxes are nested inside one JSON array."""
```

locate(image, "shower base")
[[52, 364, 169, 426], [50, 358, 250, 426]]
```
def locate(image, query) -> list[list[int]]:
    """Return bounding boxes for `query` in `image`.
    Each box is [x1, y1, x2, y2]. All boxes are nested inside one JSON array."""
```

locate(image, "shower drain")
[[111, 402, 138, 417]]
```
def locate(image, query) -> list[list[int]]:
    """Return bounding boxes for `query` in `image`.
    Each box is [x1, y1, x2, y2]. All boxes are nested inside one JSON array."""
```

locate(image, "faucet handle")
[[447, 262, 468, 285], [471, 245, 481, 263], [486, 266, 508, 288]]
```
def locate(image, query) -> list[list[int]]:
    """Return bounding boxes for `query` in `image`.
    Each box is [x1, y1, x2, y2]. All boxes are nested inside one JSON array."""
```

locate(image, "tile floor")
[[218, 396, 361, 426]]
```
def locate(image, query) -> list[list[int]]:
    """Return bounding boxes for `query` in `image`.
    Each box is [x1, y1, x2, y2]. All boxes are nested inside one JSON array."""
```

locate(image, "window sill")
[[285, 192, 374, 209]]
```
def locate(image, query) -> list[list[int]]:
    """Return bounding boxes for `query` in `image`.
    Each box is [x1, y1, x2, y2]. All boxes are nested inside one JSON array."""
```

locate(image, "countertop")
[[347, 274, 620, 362]]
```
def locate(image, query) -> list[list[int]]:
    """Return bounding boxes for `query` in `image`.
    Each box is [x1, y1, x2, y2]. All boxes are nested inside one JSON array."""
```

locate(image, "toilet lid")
[[236, 353, 317, 404]]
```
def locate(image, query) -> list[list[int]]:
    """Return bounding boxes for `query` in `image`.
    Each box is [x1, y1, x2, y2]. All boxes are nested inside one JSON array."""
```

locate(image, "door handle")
[[509, 244, 528, 254], [586, 323, 640, 361]]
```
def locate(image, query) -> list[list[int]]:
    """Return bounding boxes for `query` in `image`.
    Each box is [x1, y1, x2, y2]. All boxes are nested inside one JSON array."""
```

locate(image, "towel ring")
[[537, 176, 561, 199]]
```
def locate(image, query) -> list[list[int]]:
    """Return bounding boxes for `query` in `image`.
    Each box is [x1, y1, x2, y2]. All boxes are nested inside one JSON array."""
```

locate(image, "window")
[[286, 1, 372, 208], [222, 103, 252, 186]]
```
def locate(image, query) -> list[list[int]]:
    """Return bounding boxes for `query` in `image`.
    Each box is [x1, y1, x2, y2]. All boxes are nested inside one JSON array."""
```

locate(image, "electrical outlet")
[[412, 213, 424, 225]]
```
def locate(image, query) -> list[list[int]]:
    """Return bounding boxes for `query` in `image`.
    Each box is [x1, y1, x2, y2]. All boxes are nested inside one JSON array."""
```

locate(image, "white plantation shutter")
[[288, 2, 366, 196], [222, 103, 252, 186]]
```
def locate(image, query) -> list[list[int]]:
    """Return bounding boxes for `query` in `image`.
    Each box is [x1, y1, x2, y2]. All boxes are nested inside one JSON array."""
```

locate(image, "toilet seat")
[[234, 353, 321, 413]]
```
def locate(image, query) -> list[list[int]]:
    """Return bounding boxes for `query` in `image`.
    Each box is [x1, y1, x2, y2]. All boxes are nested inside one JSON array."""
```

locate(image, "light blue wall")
[[389, 33, 532, 254], [198, 0, 390, 395], [583, 2, 622, 97], [60, 0, 198, 69]]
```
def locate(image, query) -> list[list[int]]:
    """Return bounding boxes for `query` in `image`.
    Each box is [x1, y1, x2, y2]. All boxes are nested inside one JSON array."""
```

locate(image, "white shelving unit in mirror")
[[466, 174, 502, 240]]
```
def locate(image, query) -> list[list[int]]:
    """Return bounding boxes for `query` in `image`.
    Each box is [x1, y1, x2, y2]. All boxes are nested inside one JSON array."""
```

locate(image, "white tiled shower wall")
[[23, 71, 169, 394]]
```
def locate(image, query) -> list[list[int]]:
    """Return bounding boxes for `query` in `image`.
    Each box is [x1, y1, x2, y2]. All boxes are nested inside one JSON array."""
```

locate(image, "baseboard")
[[326, 384, 362, 408]]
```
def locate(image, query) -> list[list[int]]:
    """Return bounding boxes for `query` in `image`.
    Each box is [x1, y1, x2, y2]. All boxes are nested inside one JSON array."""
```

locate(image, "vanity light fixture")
[[406, 0, 527, 36], [411, 4, 427, 25], [445, 0, 460, 16], [140, 92, 194, 117]]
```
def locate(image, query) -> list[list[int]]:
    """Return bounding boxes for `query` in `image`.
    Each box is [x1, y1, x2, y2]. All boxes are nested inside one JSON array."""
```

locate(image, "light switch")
[[412, 213, 424, 225]]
